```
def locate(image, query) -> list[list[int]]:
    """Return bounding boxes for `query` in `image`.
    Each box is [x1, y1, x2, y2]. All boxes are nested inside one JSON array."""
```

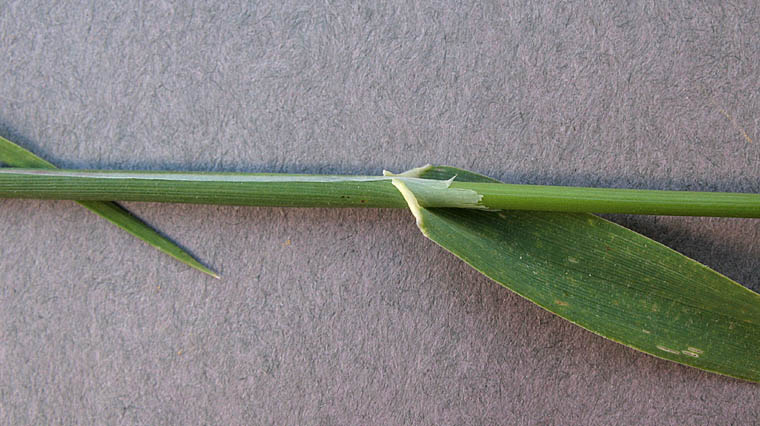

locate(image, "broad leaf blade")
[[0, 136, 218, 278], [413, 166, 760, 382]]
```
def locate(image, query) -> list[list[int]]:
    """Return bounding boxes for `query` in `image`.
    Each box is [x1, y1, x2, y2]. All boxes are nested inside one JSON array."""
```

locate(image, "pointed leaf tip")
[[0, 135, 215, 278]]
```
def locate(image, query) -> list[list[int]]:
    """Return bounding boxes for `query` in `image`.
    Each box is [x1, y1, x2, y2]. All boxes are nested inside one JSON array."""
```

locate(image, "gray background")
[[1, 1, 759, 424]]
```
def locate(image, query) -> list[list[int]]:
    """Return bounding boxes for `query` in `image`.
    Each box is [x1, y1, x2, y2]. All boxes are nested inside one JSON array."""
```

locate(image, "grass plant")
[[2, 135, 758, 382]]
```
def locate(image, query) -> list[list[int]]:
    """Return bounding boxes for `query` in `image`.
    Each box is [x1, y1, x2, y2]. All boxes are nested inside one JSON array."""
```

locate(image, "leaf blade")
[[0, 136, 218, 278], [413, 166, 760, 382]]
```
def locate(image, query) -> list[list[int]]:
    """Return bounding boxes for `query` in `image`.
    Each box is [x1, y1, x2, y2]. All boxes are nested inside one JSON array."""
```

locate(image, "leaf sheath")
[[0, 168, 759, 217]]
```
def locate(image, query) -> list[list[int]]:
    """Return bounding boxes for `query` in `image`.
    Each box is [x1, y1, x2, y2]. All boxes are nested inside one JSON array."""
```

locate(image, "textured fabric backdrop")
[[1, 1, 759, 424]]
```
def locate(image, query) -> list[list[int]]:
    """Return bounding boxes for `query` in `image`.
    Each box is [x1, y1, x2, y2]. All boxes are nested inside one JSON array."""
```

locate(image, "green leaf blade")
[[414, 166, 760, 382], [0, 136, 218, 278], [79, 200, 219, 279]]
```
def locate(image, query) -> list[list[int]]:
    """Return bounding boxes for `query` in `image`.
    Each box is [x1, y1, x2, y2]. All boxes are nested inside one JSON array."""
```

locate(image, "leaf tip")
[[195, 264, 221, 279]]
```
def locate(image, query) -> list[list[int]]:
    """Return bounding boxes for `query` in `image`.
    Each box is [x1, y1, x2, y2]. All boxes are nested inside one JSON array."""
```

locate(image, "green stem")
[[458, 181, 760, 218], [0, 168, 758, 218]]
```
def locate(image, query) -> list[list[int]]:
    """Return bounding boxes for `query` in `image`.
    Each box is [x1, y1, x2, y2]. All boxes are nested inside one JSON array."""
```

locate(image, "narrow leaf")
[[0, 136, 218, 278], [397, 166, 760, 382]]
